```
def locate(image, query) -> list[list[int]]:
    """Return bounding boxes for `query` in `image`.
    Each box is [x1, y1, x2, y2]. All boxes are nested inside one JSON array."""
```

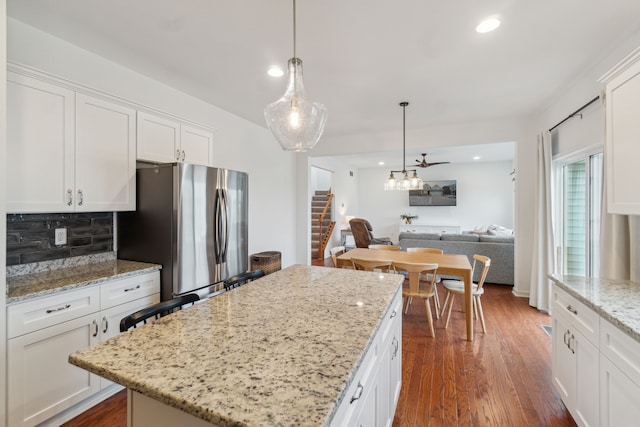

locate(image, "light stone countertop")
[[69, 264, 403, 426], [7, 258, 161, 304], [549, 274, 640, 343]]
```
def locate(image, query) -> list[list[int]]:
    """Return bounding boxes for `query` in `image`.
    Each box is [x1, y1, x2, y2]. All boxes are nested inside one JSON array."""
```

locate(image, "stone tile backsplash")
[[7, 212, 114, 266]]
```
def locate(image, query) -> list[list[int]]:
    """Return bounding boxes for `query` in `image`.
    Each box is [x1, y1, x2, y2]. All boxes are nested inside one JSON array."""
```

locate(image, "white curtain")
[[599, 96, 631, 279], [529, 131, 555, 312]]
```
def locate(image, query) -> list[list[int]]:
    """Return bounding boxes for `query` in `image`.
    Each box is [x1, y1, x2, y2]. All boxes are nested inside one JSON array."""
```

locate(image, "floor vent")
[[541, 325, 552, 336]]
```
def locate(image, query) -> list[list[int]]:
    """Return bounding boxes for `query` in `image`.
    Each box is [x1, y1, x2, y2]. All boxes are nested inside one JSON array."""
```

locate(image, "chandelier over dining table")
[[384, 102, 424, 190]]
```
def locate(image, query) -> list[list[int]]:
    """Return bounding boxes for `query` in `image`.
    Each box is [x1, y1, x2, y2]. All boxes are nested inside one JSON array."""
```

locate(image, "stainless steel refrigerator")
[[118, 163, 248, 301]]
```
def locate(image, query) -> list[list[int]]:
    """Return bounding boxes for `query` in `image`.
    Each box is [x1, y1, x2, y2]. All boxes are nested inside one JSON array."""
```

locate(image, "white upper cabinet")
[[137, 111, 214, 167], [602, 48, 640, 215], [7, 71, 136, 213], [7, 73, 76, 212], [76, 93, 136, 212], [137, 111, 181, 163]]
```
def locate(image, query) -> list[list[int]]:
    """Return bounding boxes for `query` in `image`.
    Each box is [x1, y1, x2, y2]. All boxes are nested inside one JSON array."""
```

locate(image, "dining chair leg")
[[432, 296, 440, 320], [404, 296, 413, 314], [441, 291, 451, 317], [433, 283, 441, 313], [424, 298, 435, 337], [444, 294, 455, 329], [476, 296, 487, 333], [472, 297, 478, 320]]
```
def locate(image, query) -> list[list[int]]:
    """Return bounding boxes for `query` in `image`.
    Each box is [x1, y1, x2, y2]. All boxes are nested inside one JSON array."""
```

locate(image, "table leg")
[[464, 268, 473, 341]]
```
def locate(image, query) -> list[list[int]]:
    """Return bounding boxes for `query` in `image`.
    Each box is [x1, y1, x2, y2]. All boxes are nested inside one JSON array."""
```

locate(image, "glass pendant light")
[[384, 102, 423, 191], [264, 0, 327, 152]]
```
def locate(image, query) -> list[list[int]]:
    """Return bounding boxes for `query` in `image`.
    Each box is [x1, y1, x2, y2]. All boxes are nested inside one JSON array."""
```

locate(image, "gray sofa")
[[398, 232, 514, 285]]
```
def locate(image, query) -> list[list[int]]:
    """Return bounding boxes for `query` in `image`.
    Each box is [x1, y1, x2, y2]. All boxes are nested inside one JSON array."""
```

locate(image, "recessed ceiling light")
[[378, 161, 385, 166], [267, 66, 284, 77], [473, 155, 481, 160], [476, 16, 500, 33]]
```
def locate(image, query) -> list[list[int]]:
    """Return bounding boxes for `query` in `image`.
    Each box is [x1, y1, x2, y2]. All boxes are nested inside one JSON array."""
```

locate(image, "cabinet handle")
[[102, 316, 109, 333], [568, 334, 575, 354], [66, 189, 73, 206], [92, 319, 99, 337], [77, 189, 84, 206], [124, 284, 141, 292], [176, 149, 181, 161], [391, 336, 399, 360], [350, 382, 364, 404], [563, 329, 570, 346], [181, 150, 186, 162], [390, 309, 397, 319], [46, 304, 71, 314], [566, 305, 578, 315]]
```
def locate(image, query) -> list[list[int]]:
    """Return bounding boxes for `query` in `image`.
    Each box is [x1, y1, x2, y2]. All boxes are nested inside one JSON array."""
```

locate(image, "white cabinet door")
[[552, 313, 575, 407], [7, 314, 101, 427], [180, 124, 214, 166], [6, 72, 75, 213], [552, 312, 599, 427], [600, 355, 640, 427], [604, 58, 640, 214], [76, 93, 136, 211], [137, 111, 181, 163]]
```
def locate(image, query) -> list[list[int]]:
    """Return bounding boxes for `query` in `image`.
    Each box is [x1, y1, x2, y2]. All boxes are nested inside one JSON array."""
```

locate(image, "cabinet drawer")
[[553, 286, 599, 345], [8, 286, 100, 339], [600, 318, 640, 388], [100, 271, 160, 310], [380, 290, 402, 346]]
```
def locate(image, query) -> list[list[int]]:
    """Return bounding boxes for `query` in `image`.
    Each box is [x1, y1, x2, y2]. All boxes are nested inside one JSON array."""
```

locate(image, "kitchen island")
[[69, 264, 404, 426]]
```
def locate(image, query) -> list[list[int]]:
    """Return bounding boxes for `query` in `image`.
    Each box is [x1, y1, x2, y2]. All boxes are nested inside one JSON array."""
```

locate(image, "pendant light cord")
[[292, 0, 297, 58]]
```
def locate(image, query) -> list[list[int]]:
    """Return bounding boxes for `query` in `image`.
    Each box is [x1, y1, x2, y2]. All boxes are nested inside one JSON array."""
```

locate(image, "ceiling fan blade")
[[426, 161, 451, 167]]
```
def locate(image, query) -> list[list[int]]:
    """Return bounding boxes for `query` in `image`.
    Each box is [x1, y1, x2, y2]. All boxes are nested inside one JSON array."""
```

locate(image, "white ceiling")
[[8, 0, 640, 165]]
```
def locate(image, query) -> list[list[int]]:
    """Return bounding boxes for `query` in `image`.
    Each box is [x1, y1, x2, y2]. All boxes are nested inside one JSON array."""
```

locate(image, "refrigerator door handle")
[[220, 188, 229, 262]]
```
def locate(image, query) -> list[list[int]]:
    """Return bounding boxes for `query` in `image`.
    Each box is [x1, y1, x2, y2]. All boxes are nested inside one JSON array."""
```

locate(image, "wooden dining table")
[[336, 248, 475, 341]]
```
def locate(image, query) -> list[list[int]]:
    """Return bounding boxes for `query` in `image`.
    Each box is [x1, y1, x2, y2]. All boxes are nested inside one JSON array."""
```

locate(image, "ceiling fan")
[[413, 153, 450, 168]]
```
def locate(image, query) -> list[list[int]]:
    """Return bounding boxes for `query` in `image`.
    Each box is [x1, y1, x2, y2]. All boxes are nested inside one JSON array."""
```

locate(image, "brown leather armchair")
[[349, 218, 393, 248]]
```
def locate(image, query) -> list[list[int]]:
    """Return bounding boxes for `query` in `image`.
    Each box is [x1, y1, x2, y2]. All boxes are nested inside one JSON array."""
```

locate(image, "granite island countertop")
[[69, 264, 403, 426], [549, 274, 640, 343], [7, 258, 161, 304]]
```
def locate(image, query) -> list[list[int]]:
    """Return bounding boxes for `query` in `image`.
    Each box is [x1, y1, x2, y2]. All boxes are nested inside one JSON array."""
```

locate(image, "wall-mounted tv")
[[409, 180, 457, 206]]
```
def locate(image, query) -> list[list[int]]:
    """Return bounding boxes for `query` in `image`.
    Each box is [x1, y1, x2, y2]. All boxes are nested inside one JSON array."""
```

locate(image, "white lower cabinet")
[[7, 271, 160, 427], [552, 284, 640, 427], [599, 318, 640, 427], [330, 290, 402, 427], [552, 286, 599, 427]]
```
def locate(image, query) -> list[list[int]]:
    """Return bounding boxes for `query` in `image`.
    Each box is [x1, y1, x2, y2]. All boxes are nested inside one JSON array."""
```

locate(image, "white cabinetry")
[[137, 111, 214, 166], [602, 48, 640, 214], [7, 271, 160, 427], [329, 290, 402, 427], [399, 224, 461, 234], [7, 71, 136, 213], [599, 319, 640, 427], [551, 286, 599, 427]]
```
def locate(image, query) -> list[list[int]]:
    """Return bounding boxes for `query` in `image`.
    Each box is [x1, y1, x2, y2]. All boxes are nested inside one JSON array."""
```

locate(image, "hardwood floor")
[[63, 268, 575, 427]]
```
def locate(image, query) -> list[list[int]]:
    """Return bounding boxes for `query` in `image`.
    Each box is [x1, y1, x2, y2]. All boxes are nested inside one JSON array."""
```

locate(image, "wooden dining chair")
[[406, 247, 443, 311], [120, 293, 200, 332], [440, 254, 491, 332], [351, 257, 393, 272], [368, 244, 401, 251], [392, 261, 439, 337], [330, 246, 347, 267]]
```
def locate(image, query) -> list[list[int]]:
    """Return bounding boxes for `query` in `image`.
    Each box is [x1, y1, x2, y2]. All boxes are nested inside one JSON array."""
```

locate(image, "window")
[[554, 150, 603, 277]]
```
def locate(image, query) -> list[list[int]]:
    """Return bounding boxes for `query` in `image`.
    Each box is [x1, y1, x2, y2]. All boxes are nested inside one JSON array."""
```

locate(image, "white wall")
[[356, 161, 514, 243], [7, 19, 298, 267]]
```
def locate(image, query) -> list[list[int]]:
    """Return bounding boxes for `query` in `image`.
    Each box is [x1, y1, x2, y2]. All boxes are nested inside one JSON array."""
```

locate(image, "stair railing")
[[317, 189, 334, 259]]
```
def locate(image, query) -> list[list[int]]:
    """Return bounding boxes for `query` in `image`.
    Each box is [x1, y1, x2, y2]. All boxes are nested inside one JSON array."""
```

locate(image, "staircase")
[[311, 190, 336, 260]]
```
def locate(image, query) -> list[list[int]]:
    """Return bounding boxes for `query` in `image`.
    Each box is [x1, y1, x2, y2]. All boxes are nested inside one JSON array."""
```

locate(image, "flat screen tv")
[[409, 180, 457, 206]]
